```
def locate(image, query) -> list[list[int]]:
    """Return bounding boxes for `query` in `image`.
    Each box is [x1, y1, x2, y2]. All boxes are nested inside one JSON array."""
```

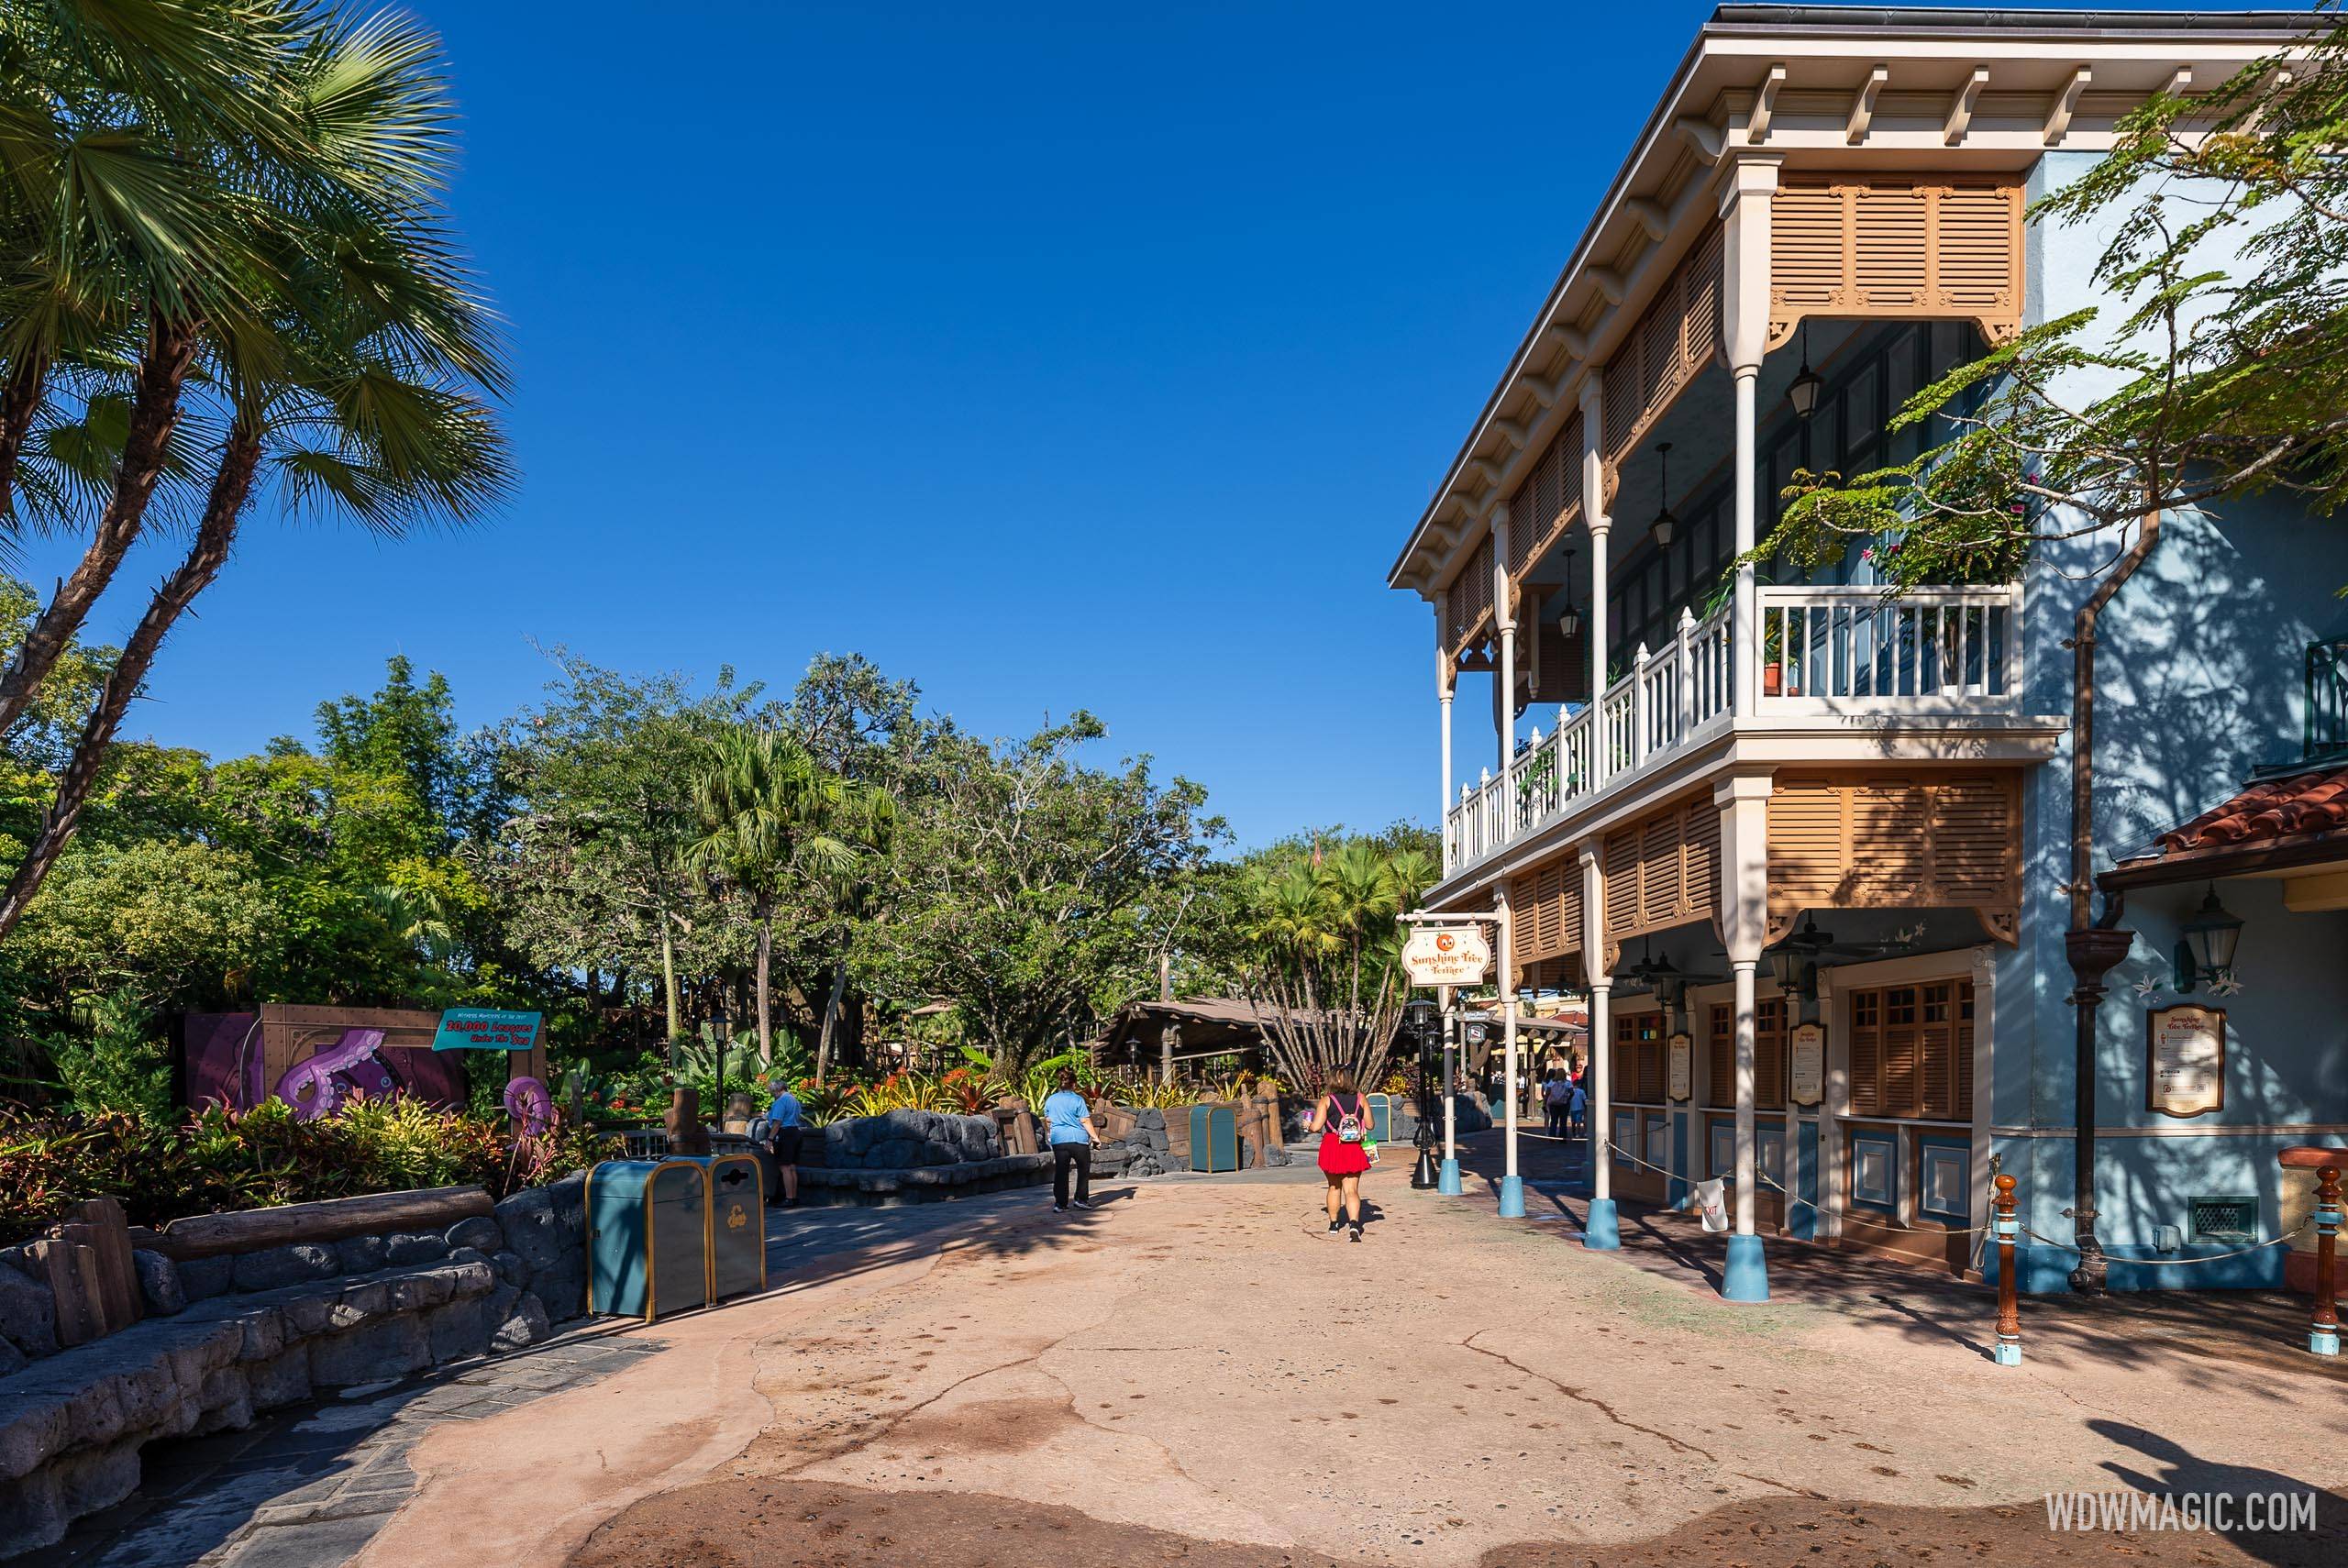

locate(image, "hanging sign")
[[2146, 1004, 2225, 1118], [1667, 1032, 1693, 1101], [1403, 925, 1492, 987], [1789, 1022, 1826, 1108], [432, 1009, 543, 1053]]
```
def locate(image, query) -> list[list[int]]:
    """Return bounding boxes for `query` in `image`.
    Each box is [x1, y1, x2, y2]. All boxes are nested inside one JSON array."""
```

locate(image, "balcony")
[[1443, 582, 2024, 874]]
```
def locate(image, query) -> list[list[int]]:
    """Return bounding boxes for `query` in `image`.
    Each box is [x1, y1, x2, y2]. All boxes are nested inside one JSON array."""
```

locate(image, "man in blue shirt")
[[764, 1086, 804, 1206], [1040, 1068, 1099, 1213]]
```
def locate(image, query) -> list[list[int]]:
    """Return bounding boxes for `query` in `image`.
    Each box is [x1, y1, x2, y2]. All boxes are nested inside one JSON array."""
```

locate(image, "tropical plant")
[[1227, 833, 1436, 1092], [0, 6, 511, 943], [687, 726, 867, 1066], [39, 987, 171, 1121]]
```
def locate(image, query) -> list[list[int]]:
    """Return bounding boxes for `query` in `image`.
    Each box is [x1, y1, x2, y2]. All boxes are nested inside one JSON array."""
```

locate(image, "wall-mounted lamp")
[[2173, 885, 2244, 991], [1787, 322, 1822, 420]]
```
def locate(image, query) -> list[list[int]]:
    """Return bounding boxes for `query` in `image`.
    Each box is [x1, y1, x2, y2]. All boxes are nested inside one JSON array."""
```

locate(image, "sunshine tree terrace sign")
[[1402, 924, 1492, 988]]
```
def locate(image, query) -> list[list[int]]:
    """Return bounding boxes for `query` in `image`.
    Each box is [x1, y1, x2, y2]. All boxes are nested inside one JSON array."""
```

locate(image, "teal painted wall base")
[[1722, 1233, 1770, 1301], [1499, 1174, 1525, 1218], [1988, 1241, 2287, 1294], [1583, 1198, 1620, 1249]]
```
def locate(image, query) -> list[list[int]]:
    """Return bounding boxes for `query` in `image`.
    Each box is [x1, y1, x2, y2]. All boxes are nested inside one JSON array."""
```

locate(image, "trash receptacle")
[[1190, 1104, 1238, 1173], [689, 1153, 766, 1302], [1366, 1093, 1393, 1146], [586, 1159, 709, 1321]]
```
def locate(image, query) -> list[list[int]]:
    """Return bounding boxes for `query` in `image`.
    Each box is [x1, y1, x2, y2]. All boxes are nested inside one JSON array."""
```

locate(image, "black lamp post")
[[1405, 998, 1441, 1189], [708, 1007, 730, 1132], [2174, 885, 2244, 991]]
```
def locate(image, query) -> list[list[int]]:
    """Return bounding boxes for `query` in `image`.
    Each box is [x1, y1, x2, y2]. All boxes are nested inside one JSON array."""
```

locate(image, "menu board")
[[1667, 1032, 1692, 1101], [1789, 1022, 1825, 1107], [2145, 1005, 2225, 1118]]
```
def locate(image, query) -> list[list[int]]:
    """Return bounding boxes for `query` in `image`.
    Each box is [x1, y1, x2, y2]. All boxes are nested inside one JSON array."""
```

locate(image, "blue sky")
[[21, 0, 2184, 850]]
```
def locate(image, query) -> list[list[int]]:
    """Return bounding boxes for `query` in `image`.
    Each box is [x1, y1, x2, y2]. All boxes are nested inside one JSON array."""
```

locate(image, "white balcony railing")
[[1441, 583, 2023, 874]]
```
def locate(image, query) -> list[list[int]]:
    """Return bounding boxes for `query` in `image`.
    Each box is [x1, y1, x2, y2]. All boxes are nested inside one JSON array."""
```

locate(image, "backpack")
[[1334, 1094, 1364, 1143]]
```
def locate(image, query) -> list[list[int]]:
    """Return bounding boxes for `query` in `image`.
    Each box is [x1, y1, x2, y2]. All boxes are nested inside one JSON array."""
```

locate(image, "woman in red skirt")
[[1308, 1069, 1374, 1242]]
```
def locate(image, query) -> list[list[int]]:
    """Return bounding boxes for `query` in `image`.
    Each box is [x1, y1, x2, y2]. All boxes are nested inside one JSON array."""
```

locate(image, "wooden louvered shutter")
[[1681, 798, 1720, 922], [1603, 829, 1641, 944], [1917, 982, 1955, 1121], [1934, 185, 2021, 314], [1850, 780, 1928, 904], [1882, 986, 1922, 1119], [1853, 183, 1930, 310], [1613, 1012, 1634, 1101], [1771, 182, 1845, 316], [1955, 979, 1976, 1122], [1559, 859, 1584, 956], [1926, 775, 2012, 903], [1767, 776, 1848, 909], [1849, 988, 1882, 1115], [1639, 812, 1681, 926], [1756, 998, 1788, 1110]]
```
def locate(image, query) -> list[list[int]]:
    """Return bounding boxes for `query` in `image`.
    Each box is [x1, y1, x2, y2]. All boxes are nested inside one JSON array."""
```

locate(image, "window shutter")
[[1604, 829, 1641, 942], [1926, 775, 2012, 903], [1767, 776, 1850, 907]]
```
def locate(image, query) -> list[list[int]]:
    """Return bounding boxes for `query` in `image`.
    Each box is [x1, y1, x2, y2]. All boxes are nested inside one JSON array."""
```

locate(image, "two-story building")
[[1390, 5, 2344, 1297]]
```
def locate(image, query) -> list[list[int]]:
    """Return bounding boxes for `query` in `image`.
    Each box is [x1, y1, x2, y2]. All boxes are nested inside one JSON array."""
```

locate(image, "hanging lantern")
[[1788, 321, 1822, 419], [1651, 442, 1678, 548]]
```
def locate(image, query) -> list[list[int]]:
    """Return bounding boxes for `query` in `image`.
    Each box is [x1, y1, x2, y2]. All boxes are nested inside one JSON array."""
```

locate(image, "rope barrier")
[[2016, 1222, 2308, 1266], [1593, 1138, 2305, 1264]]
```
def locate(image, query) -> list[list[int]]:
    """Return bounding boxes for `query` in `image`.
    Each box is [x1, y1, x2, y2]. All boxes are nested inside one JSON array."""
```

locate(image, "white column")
[[1497, 887, 1523, 1216], [1822, 967, 1849, 1242], [1719, 156, 1778, 720], [1580, 842, 1611, 1205], [1578, 380, 1611, 773], [1491, 507, 1516, 829], [1437, 639, 1456, 866], [1717, 771, 1774, 1237]]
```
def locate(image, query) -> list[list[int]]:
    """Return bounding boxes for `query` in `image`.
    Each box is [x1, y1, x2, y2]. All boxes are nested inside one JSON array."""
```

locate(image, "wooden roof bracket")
[[1846, 65, 1888, 145], [2044, 65, 2091, 146], [1945, 67, 1988, 146]]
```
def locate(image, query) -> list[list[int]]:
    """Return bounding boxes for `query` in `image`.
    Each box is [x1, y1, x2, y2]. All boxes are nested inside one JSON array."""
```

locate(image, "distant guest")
[[763, 1086, 803, 1207], [1041, 1069, 1100, 1213]]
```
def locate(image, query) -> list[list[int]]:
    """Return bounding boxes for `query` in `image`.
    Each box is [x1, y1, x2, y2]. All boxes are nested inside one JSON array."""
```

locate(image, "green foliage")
[[41, 988, 171, 1123], [0, 1098, 615, 1246]]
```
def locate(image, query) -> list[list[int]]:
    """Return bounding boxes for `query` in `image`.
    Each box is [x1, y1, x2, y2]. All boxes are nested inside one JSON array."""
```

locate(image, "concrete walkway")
[[50, 1135, 2348, 1567]]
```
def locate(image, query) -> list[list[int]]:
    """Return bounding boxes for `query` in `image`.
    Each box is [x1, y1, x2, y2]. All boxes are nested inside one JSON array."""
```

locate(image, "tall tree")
[[687, 726, 852, 1065], [0, 6, 509, 942]]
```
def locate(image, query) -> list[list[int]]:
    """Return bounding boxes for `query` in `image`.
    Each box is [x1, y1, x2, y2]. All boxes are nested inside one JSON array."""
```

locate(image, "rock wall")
[[0, 1174, 591, 1560], [807, 1110, 1003, 1169]]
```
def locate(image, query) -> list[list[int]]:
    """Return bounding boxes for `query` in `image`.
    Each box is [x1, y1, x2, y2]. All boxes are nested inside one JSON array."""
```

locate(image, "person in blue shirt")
[[1039, 1068, 1100, 1213], [763, 1086, 804, 1207]]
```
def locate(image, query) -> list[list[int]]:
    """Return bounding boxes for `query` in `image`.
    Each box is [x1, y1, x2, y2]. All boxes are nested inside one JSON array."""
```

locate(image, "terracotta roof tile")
[[2157, 765, 2348, 853]]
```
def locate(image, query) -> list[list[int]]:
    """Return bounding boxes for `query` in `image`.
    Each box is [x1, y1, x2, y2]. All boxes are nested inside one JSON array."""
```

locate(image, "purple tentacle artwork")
[[504, 1075, 556, 1137], [276, 1028, 396, 1121]]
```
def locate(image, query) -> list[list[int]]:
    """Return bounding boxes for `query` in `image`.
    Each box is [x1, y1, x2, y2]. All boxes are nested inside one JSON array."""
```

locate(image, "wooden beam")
[[2045, 66, 2091, 146], [1748, 64, 1787, 143], [154, 1185, 494, 1261], [1847, 65, 1888, 145], [1944, 67, 1988, 146]]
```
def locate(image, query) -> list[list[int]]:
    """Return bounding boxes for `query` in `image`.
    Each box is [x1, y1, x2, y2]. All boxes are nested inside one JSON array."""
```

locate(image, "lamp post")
[[1405, 998, 1440, 1189], [709, 1007, 731, 1135]]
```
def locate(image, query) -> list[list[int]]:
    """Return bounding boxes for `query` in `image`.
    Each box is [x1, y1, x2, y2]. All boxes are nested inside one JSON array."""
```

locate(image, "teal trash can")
[[1366, 1094, 1393, 1146], [1190, 1104, 1238, 1173], [681, 1152, 767, 1302], [586, 1159, 710, 1321]]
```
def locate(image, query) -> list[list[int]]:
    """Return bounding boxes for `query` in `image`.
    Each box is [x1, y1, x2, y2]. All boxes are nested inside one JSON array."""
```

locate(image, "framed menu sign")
[[1667, 1032, 1692, 1102], [1789, 1022, 1825, 1108], [2145, 1004, 2225, 1118]]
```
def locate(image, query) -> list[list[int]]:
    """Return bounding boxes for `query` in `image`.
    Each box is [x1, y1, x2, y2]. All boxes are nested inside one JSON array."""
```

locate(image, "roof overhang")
[[1387, 5, 2319, 602]]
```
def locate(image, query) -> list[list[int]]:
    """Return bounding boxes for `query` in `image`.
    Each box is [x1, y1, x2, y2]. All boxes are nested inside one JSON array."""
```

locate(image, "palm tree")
[[1235, 837, 1432, 1090], [0, 7, 511, 942], [688, 727, 847, 1065]]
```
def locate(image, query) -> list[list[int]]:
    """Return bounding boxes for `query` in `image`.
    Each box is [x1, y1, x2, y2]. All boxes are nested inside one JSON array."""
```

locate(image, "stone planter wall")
[[0, 1175, 591, 1559]]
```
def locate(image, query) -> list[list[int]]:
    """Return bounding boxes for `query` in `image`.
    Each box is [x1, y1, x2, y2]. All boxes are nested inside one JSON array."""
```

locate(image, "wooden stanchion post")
[[1993, 1173, 2021, 1366], [2311, 1164, 2341, 1358]]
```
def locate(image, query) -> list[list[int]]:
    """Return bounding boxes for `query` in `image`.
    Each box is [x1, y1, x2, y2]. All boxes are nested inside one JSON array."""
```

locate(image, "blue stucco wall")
[[1997, 153, 2348, 1288]]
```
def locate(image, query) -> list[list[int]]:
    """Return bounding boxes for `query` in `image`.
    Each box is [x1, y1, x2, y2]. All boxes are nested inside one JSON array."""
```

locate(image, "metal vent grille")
[[2188, 1195, 2257, 1244]]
